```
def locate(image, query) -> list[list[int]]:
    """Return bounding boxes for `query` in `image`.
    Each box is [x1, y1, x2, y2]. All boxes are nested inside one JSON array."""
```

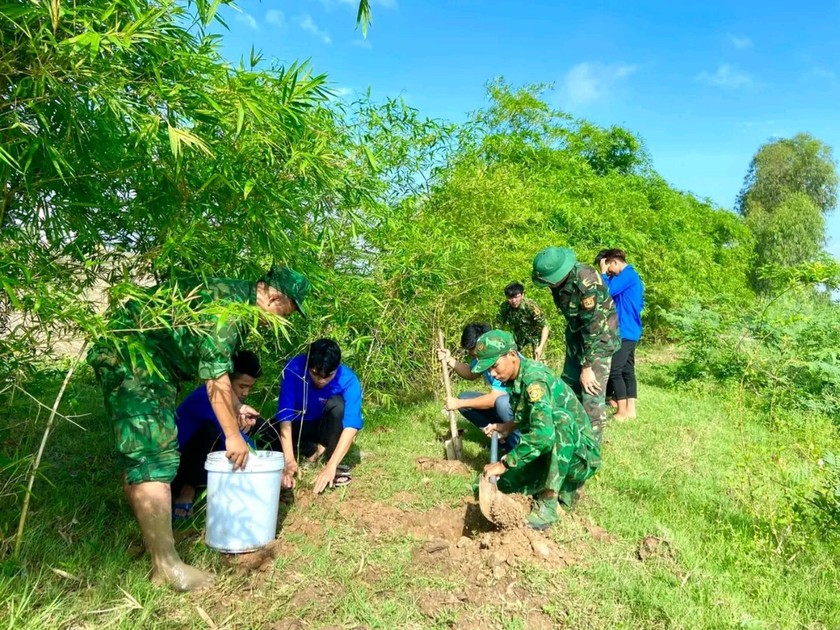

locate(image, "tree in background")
[[737, 134, 838, 292]]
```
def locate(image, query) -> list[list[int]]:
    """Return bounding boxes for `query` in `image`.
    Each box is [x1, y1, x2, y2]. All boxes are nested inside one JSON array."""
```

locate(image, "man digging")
[[531, 247, 620, 440], [87, 267, 309, 591], [475, 330, 601, 530]]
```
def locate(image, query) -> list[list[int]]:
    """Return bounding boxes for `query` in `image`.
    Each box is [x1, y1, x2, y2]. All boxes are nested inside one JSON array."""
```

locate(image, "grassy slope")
[[2, 355, 839, 629]]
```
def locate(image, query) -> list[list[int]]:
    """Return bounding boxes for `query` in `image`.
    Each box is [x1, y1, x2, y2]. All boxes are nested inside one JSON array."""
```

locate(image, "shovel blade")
[[478, 474, 499, 522], [444, 439, 458, 460]]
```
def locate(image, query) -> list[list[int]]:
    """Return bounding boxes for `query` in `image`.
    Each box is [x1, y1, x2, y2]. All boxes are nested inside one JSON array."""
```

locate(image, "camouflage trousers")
[[87, 345, 181, 485], [497, 434, 601, 500], [561, 353, 612, 442]]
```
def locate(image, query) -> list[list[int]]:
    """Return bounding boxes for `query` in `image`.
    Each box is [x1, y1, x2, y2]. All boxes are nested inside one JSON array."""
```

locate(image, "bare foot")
[[151, 560, 214, 592], [306, 444, 326, 463], [613, 414, 631, 422]]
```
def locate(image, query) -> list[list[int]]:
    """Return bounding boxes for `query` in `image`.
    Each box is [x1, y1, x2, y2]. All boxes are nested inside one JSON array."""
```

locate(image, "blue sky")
[[215, 0, 840, 255]]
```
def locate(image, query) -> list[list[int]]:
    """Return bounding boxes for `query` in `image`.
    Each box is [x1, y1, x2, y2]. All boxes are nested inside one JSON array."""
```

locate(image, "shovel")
[[437, 330, 462, 461], [479, 431, 523, 526]]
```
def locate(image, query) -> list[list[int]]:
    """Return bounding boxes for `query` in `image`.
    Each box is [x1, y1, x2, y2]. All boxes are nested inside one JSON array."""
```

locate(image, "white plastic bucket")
[[204, 450, 285, 553]]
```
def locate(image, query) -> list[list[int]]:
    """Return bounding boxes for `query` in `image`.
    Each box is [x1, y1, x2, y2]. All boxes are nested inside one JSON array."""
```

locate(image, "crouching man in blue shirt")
[[275, 339, 363, 494], [171, 350, 262, 519]]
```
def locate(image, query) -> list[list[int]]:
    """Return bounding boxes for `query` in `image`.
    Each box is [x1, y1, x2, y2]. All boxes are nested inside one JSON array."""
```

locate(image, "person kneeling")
[[275, 339, 363, 494], [171, 350, 262, 520], [438, 322, 521, 453], [474, 330, 601, 531]]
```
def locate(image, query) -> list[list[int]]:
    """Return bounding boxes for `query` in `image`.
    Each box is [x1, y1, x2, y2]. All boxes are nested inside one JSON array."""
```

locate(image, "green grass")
[[2, 355, 840, 629]]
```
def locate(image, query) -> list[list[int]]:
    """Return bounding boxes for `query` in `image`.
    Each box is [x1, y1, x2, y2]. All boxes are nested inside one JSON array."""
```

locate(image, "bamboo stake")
[[13, 342, 88, 559]]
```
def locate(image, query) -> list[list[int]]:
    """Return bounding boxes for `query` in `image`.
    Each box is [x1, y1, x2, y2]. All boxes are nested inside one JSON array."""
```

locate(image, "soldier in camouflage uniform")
[[532, 247, 620, 440], [87, 267, 309, 591], [475, 330, 601, 530], [497, 281, 550, 360]]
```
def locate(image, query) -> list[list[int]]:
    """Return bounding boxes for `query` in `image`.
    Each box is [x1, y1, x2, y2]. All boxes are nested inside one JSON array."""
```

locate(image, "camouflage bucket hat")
[[532, 247, 577, 287], [471, 330, 517, 373], [263, 266, 311, 317]]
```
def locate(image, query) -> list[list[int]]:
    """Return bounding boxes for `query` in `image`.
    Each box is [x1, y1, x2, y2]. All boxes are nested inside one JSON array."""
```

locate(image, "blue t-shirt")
[[470, 359, 507, 391], [175, 384, 225, 450], [275, 355, 364, 430], [603, 265, 644, 342]]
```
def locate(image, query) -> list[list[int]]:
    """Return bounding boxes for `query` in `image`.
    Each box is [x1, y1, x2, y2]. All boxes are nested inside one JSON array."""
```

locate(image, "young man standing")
[[437, 323, 520, 452], [497, 282, 550, 361], [475, 330, 601, 530], [171, 350, 263, 520], [87, 267, 310, 591], [531, 247, 620, 440], [596, 249, 644, 421], [274, 339, 363, 494]]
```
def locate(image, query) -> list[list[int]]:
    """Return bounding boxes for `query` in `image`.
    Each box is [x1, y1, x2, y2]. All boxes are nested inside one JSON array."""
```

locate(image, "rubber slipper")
[[332, 473, 352, 488], [173, 502, 193, 521]]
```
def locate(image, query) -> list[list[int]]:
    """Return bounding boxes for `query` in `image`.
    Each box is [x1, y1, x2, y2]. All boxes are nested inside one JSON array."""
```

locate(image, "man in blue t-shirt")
[[596, 249, 644, 421], [437, 322, 521, 452], [273, 339, 363, 494], [171, 350, 262, 519]]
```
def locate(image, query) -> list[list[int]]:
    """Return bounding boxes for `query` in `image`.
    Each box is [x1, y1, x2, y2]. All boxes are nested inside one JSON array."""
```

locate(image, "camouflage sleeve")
[[578, 284, 612, 366], [504, 381, 556, 469], [497, 301, 508, 327], [530, 301, 547, 328], [197, 316, 242, 381]]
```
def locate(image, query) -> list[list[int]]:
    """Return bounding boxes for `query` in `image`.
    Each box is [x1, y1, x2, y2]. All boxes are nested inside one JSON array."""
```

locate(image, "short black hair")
[[504, 282, 525, 298], [595, 248, 627, 265], [231, 350, 262, 379], [461, 323, 491, 350], [308, 338, 342, 375]]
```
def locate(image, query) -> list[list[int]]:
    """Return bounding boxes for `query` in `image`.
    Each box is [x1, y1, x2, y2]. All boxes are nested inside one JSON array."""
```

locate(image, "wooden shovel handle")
[[437, 329, 462, 459]]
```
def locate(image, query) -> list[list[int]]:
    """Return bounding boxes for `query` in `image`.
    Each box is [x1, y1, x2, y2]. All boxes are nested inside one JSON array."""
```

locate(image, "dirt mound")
[[637, 535, 672, 561], [223, 539, 287, 573], [414, 456, 471, 475]]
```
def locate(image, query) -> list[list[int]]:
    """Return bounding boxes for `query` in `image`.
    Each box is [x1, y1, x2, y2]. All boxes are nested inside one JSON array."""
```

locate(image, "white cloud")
[[562, 62, 637, 105], [352, 38, 372, 49], [235, 12, 258, 30], [331, 87, 352, 98], [299, 14, 331, 44], [265, 9, 285, 28], [697, 64, 753, 88], [726, 33, 752, 49]]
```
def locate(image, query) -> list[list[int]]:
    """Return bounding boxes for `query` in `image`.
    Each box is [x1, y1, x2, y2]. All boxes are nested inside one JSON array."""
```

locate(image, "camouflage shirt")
[[503, 357, 601, 490], [89, 278, 255, 383], [550, 263, 620, 366], [498, 297, 547, 348]]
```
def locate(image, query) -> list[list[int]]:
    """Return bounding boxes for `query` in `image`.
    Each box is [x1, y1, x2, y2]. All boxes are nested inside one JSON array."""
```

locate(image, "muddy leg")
[[124, 480, 213, 591]]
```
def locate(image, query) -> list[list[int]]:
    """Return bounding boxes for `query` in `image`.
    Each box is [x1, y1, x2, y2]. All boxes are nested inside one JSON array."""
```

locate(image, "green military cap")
[[262, 266, 311, 317], [532, 247, 577, 287], [471, 329, 517, 373]]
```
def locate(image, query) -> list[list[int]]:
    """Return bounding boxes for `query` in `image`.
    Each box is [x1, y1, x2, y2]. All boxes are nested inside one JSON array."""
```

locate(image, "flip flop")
[[332, 464, 352, 488], [173, 502, 193, 521]]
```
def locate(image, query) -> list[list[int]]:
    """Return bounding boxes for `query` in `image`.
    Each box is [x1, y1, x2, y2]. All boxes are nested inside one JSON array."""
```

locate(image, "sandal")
[[173, 502, 193, 521], [332, 465, 352, 488]]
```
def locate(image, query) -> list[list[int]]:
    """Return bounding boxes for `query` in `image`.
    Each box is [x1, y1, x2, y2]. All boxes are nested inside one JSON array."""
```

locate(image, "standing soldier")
[[475, 330, 601, 530], [531, 247, 619, 440], [498, 281, 550, 361], [87, 267, 310, 591]]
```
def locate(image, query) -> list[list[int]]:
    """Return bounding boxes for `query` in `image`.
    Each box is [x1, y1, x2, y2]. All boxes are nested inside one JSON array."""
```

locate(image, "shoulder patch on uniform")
[[581, 295, 596, 310], [527, 383, 545, 402], [532, 305, 542, 316]]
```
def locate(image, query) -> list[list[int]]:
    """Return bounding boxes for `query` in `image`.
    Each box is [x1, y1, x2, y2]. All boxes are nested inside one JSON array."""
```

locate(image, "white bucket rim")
[[205, 450, 285, 473]]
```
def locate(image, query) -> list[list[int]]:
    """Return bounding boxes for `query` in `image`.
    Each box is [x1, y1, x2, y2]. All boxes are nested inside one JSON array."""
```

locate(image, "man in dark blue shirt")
[[171, 350, 262, 519], [596, 249, 644, 421], [274, 339, 363, 494]]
